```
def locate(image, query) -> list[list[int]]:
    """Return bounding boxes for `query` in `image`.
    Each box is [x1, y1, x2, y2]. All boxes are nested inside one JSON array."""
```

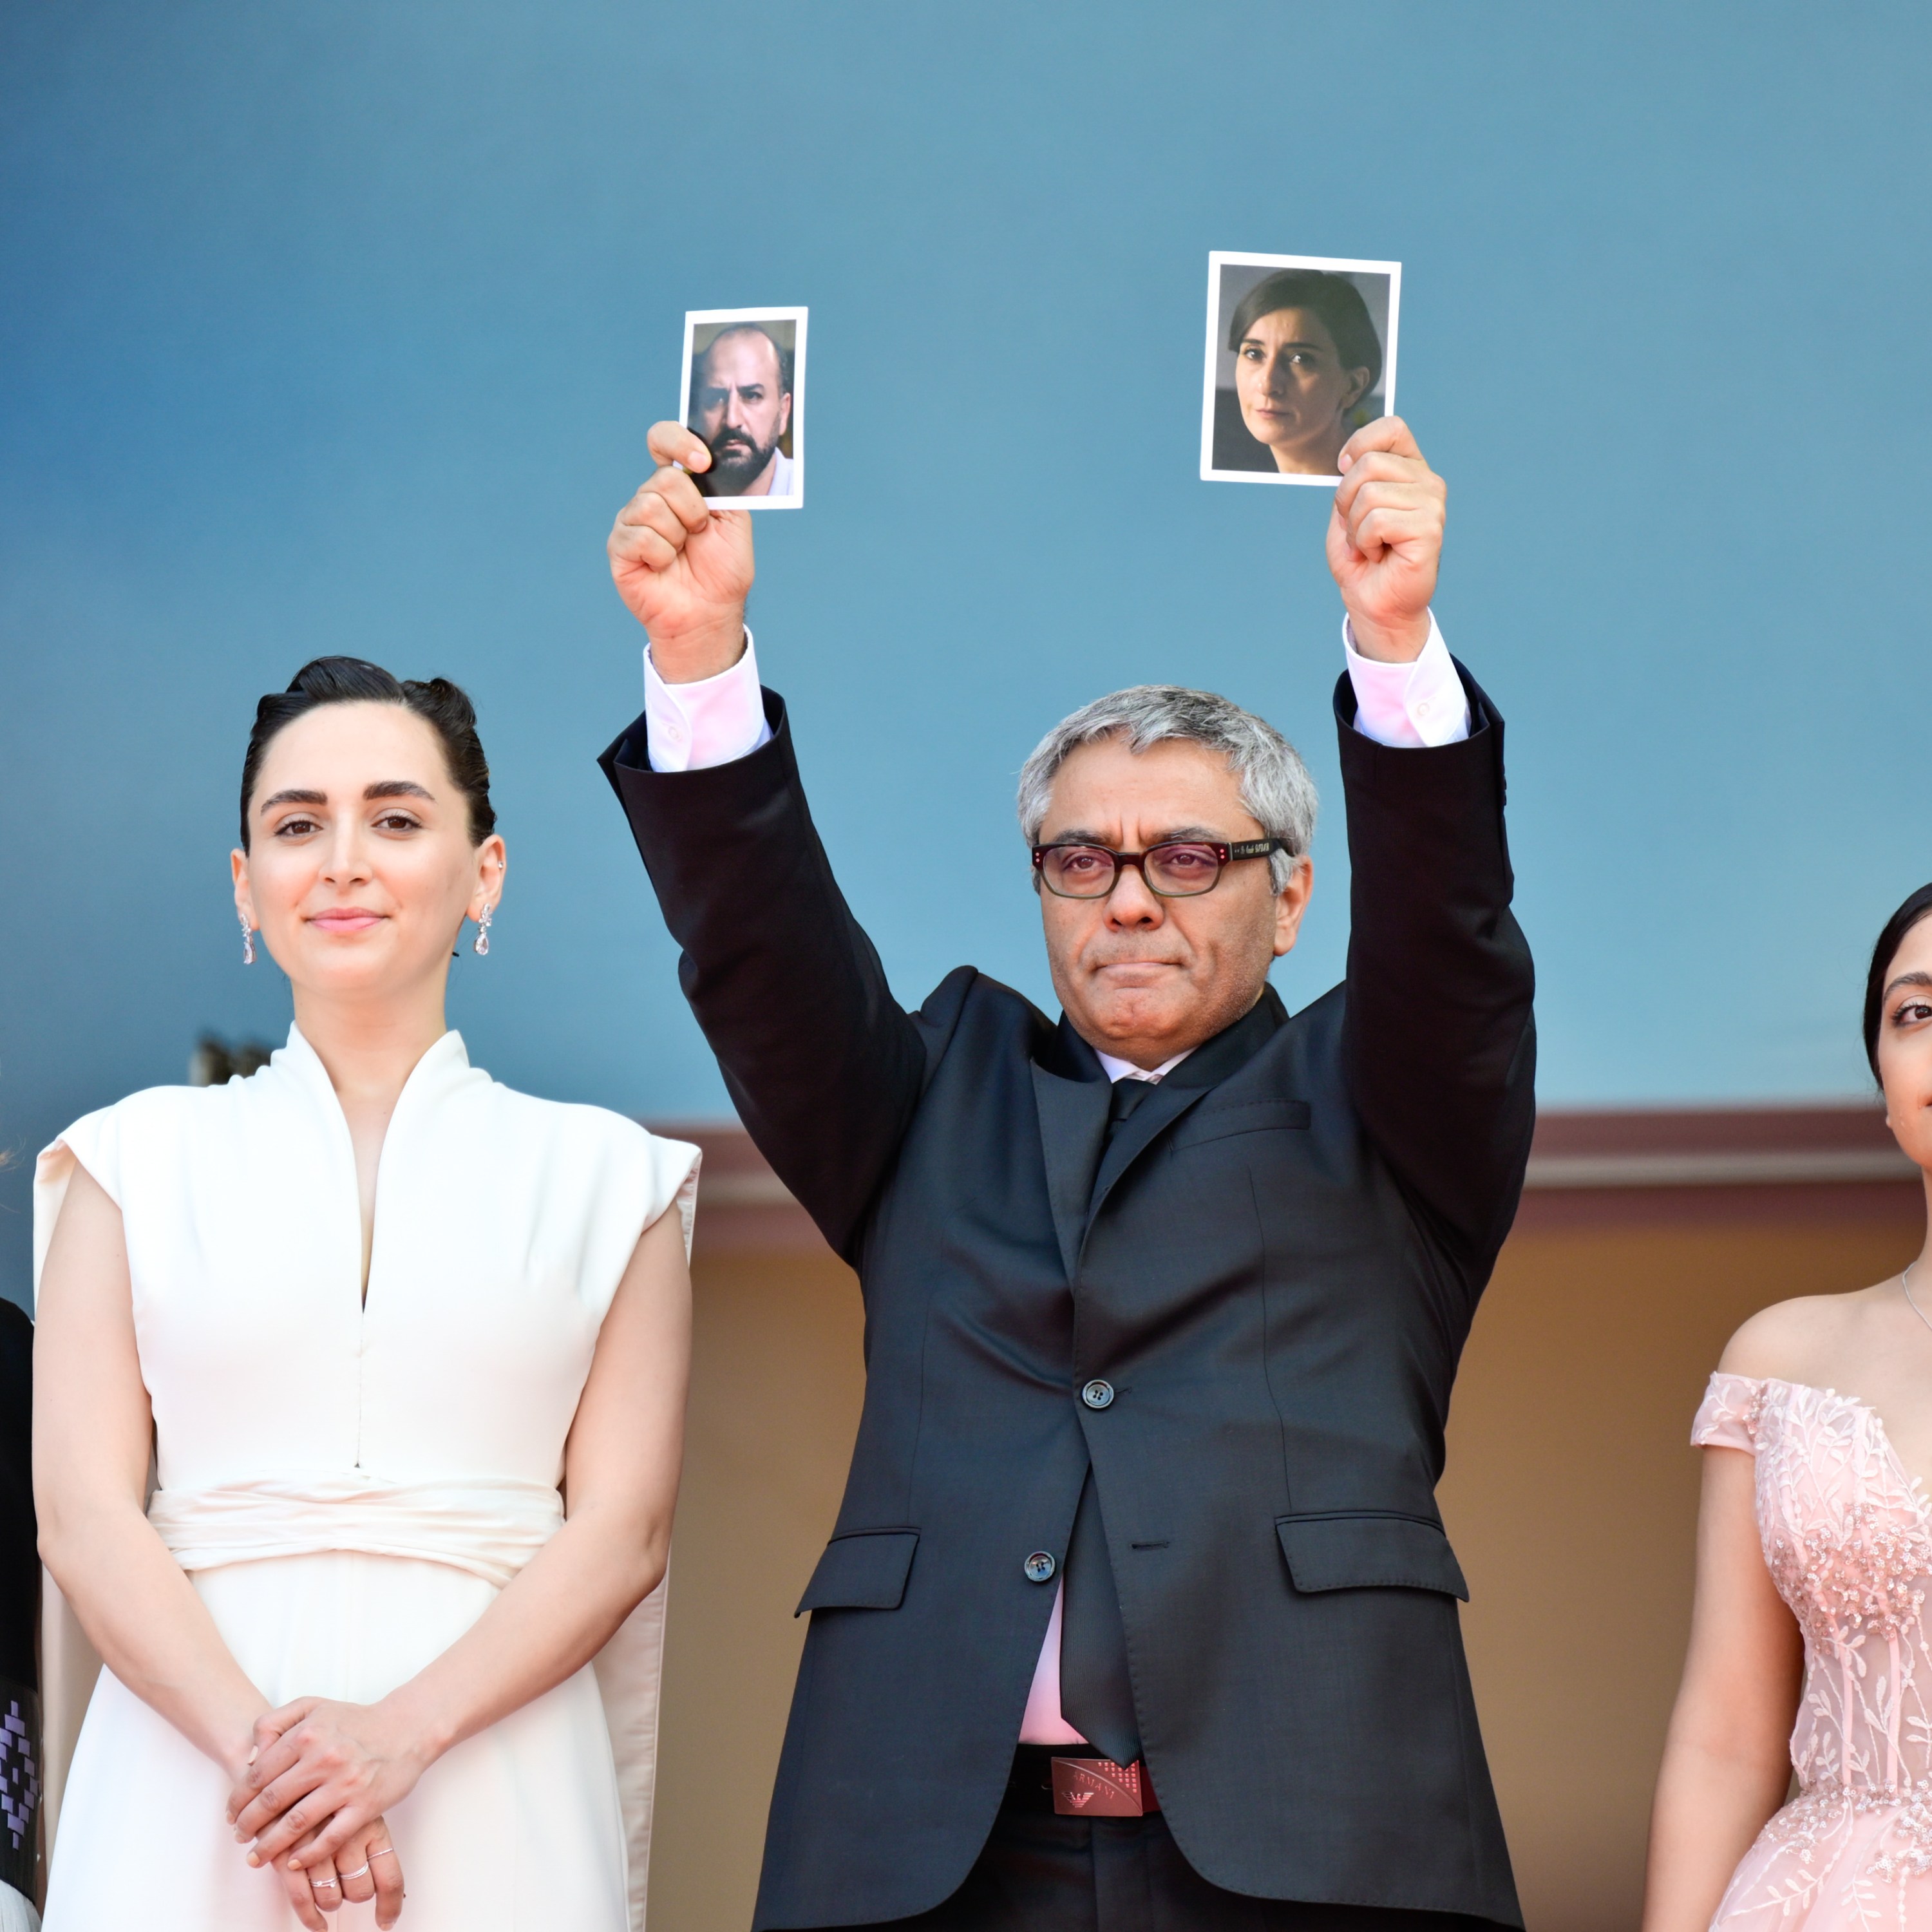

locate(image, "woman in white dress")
[[32, 658, 698, 1930]]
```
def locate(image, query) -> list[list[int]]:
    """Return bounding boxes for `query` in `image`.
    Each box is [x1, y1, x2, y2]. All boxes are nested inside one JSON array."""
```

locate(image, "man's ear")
[[1271, 857, 1314, 959], [778, 390, 793, 439]]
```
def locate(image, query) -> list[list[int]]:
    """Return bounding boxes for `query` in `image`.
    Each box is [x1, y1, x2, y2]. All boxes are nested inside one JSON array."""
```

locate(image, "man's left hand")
[[1326, 416, 1445, 663]]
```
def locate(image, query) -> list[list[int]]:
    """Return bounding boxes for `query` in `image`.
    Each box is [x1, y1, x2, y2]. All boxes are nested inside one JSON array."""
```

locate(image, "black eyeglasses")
[[1031, 838, 1290, 899]]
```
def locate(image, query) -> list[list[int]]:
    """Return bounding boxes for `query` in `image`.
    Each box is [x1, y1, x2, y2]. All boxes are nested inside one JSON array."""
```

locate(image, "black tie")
[[1107, 1075, 1154, 1126], [1057, 1075, 1155, 1767], [1060, 1472, 1141, 1766]]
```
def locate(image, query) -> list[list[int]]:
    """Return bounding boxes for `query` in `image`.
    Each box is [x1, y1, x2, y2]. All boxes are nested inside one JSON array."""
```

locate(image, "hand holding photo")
[[679, 307, 806, 508], [1199, 254, 1399, 487]]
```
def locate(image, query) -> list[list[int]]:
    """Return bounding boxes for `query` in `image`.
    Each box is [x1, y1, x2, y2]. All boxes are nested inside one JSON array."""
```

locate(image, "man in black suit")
[[601, 414, 1534, 1931]]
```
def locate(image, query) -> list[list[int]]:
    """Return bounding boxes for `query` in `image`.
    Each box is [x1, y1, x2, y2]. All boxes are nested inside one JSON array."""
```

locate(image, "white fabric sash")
[[147, 1473, 565, 1589]]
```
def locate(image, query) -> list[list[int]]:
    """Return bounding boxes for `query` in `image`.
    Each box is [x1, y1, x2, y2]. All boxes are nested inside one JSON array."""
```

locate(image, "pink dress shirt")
[[641, 618, 1471, 1748]]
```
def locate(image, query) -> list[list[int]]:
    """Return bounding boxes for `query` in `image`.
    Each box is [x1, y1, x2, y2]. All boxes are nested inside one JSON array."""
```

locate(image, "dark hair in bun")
[[240, 656, 495, 849], [1862, 882, 1932, 1079]]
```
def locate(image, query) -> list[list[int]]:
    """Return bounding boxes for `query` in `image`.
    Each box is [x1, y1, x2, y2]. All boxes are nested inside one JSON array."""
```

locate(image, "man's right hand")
[[608, 421, 755, 683]]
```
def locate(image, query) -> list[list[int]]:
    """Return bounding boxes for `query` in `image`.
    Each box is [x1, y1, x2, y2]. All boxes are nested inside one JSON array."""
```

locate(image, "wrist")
[[374, 1681, 457, 1772], [217, 1709, 270, 1784], [1345, 609, 1432, 664], [647, 615, 748, 685]]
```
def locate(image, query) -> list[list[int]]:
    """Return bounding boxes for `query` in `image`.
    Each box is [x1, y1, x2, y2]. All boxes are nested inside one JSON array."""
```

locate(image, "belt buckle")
[[1050, 1756, 1153, 1817]]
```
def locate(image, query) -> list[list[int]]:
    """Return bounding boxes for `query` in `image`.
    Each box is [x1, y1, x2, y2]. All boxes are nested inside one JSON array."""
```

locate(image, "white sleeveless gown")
[[32, 1028, 698, 1931]]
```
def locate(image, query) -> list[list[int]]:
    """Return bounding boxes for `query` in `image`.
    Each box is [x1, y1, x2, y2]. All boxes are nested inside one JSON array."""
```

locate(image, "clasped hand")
[[229, 1698, 424, 1927]]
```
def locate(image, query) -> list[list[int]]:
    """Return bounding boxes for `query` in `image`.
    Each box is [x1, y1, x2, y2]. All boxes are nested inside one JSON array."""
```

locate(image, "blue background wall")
[[6, 3, 1931, 1307]]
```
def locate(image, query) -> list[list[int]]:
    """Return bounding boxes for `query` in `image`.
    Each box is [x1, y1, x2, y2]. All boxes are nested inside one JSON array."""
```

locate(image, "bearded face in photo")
[[690, 327, 792, 494]]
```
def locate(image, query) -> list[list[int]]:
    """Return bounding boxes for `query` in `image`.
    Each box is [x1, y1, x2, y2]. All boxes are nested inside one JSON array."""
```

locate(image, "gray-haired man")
[[601, 417, 1535, 1931]]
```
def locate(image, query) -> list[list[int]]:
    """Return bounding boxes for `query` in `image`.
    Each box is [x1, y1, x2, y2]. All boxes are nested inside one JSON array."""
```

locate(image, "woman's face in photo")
[[232, 701, 504, 1005], [1233, 305, 1373, 475]]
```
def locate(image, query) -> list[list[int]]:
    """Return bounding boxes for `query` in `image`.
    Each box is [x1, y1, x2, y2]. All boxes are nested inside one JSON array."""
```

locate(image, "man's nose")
[[722, 386, 749, 428], [1105, 863, 1166, 927]]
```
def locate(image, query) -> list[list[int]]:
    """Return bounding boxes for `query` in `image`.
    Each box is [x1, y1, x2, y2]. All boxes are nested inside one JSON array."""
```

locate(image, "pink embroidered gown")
[[1694, 1374, 1932, 1930]]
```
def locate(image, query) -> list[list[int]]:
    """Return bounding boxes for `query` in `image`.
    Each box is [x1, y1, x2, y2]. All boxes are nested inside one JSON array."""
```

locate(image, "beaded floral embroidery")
[[1696, 1374, 1932, 1927]]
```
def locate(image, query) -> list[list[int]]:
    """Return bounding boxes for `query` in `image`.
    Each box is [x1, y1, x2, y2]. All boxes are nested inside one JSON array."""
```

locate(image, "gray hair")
[[1016, 685, 1317, 892]]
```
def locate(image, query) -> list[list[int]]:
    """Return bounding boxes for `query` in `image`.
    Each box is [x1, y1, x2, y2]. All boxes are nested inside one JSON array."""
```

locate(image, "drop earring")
[[473, 903, 493, 956], [239, 913, 256, 967]]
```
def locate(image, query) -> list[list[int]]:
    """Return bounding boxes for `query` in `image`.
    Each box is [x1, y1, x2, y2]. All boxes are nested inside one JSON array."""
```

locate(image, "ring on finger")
[[339, 1862, 370, 1881], [370, 1846, 398, 1860]]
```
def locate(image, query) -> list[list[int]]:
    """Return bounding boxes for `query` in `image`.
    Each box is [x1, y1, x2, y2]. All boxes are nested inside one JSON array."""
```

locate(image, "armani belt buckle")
[[1050, 1756, 1151, 1817]]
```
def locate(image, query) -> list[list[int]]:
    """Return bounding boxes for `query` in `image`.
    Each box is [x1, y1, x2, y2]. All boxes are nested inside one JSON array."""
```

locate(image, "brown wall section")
[[647, 1119, 1925, 1932]]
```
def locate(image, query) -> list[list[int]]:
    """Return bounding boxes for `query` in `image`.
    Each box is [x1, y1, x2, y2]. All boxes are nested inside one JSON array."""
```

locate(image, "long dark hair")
[[1863, 882, 1932, 1078], [239, 657, 495, 849]]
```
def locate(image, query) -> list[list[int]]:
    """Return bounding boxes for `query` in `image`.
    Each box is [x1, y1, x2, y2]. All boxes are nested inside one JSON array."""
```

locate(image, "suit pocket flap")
[[795, 1529, 920, 1615], [1276, 1513, 1468, 1600], [1170, 1099, 1311, 1148]]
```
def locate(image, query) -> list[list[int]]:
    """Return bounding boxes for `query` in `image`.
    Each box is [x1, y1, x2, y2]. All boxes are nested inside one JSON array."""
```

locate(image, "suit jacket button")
[[1081, 1379, 1115, 1410], [1023, 1551, 1057, 1584]]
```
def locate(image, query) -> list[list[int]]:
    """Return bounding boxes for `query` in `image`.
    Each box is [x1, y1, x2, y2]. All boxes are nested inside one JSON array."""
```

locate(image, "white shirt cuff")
[[643, 630, 774, 773], [1342, 612, 1470, 749]]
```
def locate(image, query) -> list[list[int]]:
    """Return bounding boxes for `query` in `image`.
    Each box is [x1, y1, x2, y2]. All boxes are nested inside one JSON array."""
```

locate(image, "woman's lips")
[[308, 909, 386, 933]]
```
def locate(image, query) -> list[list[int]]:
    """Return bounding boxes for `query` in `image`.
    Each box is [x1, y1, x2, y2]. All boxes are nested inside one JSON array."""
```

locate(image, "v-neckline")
[[1764, 1376, 1932, 1523], [277, 1025, 472, 1316]]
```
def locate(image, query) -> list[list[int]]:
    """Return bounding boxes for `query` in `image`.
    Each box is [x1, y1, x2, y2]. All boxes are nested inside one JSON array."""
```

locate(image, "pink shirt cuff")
[[642, 632, 773, 773], [1342, 612, 1469, 748]]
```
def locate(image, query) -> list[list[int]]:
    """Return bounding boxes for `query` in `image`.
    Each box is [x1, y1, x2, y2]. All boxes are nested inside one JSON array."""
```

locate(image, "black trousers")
[[827, 1751, 1502, 1932]]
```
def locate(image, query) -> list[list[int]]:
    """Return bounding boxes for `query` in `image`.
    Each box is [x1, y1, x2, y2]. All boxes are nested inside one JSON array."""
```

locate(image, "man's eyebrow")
[[1041, 826, 1228, 848], [365, 781, 434, 802], [258, 788, 327, 812], [1886, 971, 1932, 998]]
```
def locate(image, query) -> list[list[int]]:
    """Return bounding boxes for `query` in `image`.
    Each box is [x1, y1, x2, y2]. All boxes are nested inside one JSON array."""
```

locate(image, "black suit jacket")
[[601, 669, 1535, 1929]]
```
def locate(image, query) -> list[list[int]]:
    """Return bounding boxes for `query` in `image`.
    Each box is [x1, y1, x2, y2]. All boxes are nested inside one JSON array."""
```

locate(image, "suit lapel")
[[1030, 1063, 1112, 1282]]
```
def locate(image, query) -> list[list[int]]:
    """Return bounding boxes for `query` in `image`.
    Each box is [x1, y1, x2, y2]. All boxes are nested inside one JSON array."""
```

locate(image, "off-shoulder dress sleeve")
[[1692, 1370, 1763, 1453]]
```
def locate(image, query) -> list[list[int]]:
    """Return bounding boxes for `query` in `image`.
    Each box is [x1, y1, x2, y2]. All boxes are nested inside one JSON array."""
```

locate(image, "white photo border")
[[679, 305, 809, 510], [1198, 253, 1400, 489]]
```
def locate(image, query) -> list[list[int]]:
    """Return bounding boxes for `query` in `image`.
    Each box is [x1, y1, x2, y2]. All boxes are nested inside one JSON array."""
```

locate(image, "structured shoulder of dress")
[[89, 1081, 234, 1129], [484, 1081, 655, 1143]]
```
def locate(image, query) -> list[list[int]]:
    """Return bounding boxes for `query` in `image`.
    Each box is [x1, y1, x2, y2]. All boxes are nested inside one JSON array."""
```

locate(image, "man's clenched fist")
[[609, 421, 755, 683], [1326, 416, 1446, 664]]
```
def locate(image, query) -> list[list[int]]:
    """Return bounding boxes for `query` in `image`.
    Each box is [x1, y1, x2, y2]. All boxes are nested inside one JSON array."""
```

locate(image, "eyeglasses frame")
[[1030, 836, 1293, 899]]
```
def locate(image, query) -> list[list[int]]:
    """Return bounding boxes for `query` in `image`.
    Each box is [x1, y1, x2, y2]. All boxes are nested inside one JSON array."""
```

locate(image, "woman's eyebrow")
[[365, 781, 435, 802], [258, 788, 327, 811], [1885, 971, 1932, 997]]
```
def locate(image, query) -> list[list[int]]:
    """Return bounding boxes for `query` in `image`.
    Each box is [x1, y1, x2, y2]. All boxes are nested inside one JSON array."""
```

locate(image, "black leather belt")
[[1006, 1744, 1160, 1817]]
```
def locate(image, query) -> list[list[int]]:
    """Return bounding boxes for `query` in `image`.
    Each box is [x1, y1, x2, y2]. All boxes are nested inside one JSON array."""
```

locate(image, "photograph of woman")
[[32, 658, 698, 1930], [1643, 884, 1932, 1932], [1200, 255, 1397, 485]]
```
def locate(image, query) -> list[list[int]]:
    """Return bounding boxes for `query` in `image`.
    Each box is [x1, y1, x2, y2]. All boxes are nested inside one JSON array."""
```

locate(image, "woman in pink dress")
[[1645, 882, 1932, 1932]]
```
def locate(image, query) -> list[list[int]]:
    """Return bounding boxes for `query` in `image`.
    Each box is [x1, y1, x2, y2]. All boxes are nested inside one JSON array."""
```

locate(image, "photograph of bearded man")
[[681, 310, 804, 505]]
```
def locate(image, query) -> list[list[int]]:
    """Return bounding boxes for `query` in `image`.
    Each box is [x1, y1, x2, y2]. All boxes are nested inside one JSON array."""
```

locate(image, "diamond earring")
[[239, 913, 256, 967], [473, 904, 493, 956]]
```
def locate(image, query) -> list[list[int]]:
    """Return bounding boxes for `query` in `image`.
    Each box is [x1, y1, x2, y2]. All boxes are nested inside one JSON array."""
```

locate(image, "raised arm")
[[600, 423, 928, 1258], [1326, 419, 1537, 1270]]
